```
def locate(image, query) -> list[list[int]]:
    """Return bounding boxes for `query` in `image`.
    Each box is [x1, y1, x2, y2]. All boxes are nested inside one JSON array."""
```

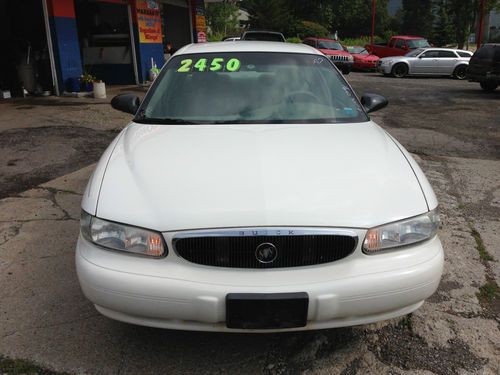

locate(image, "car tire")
[[453, 65, 467, 80], [480, 81, 498, 92], [392, 63, 408, 78]]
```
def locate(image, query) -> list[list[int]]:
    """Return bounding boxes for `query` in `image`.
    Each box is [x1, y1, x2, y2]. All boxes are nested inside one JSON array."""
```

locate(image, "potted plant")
[[80, 73, 96, 92]]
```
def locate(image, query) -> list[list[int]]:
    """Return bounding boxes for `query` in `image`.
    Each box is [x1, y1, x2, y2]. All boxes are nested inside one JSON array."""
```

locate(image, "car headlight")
[[80, 211, 166, 257], [363, 209, 440, 254], [348, 55, 354, 62]]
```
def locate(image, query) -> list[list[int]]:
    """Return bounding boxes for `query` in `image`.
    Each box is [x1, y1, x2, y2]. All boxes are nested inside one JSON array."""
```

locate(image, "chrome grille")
[[330, 55, 349, 61], [173, 228, 358, 269]]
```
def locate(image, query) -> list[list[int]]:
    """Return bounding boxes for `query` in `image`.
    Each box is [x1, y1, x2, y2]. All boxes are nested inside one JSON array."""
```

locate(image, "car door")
[[411, 50, 439, 74], [437, 50, 459, 74]]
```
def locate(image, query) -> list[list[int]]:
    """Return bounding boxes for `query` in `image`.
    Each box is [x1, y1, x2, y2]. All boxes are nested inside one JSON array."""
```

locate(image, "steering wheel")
[[284, 91, 320, 104]]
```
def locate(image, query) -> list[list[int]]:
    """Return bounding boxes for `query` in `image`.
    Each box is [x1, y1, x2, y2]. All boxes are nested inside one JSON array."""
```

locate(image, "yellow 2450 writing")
[[177, 58, 241, 73]]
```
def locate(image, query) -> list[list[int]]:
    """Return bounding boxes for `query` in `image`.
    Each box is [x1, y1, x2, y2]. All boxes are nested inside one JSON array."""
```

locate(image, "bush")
[[286, 37, 302, 43], [340, 35, 384, 47], [295, 20, 329, 39]]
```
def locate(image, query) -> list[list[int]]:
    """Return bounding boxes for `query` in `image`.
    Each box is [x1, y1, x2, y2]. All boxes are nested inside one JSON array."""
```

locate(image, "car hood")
[[380, 55, 409, 62], [353, 54, 379, 61], [96, 122, 428, 232], [319, 49, 351, 57]]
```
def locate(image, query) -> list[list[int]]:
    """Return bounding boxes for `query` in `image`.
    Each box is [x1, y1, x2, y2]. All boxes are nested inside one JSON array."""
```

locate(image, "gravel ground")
[[0, 74, 498, 374]]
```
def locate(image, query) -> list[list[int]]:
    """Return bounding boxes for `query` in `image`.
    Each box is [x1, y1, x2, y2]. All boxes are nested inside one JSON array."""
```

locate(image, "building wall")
[[44, 0, 205, 92]]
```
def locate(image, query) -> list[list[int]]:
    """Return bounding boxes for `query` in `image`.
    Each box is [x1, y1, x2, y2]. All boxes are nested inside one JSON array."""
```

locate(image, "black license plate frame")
[[226, 292, 309, 329]]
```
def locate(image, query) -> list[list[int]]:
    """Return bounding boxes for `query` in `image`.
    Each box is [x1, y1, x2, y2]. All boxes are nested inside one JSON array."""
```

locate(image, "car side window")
[[303, 39, 315, 47], [457, 51, 472, 58], [389, 39, 396, 48], [438, 51, 458, 58], [421, 51, 439, 58], [395, 39, 405, 49]]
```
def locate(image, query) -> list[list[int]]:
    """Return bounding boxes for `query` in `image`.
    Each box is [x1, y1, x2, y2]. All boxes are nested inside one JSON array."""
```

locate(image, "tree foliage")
[[205, 0, 240, 38], [401, 0, 434, 36], [432, 0, 455, 46], [330, 0, 390, 39]]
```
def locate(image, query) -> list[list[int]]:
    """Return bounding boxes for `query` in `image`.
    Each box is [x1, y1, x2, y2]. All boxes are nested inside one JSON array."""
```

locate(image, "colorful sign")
[[136, 0, 162, 44], [193, 0, 207, 43]]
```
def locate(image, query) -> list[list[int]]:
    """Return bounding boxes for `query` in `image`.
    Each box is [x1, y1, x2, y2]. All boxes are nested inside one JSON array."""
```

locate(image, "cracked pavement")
[[0, 75, 498, 374]]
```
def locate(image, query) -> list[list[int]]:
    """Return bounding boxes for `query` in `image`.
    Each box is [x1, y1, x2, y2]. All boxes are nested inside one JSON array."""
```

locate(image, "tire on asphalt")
[[453, 65, 467, 80], [480, 81, 498, 91], [391, 63, 408, 78]]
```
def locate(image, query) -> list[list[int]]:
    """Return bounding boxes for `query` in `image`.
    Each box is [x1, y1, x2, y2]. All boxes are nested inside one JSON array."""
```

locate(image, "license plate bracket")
[[226, 293, 309, 329]]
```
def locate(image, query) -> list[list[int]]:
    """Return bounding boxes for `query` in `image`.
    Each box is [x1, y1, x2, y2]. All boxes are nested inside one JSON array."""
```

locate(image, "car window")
[[348, 47, 368, 54], [457, 51, 472, 58], [474, 45, 494, 59], [389, 39, 396, 48], [138, 53, 368, 124], [438, 51, 458, 58], [243, 33, 285, 42], [317, 41, 343, 50], [303, 39, 316, 47], [495, 46, 500, 61], [421, 50, 440, 58], [407, 39, 431, 48], [395, 39, 405, 49], [406, 48, 425, 57]]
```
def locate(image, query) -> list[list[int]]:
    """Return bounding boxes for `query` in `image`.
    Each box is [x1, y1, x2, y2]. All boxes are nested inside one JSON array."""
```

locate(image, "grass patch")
[[397, 314, 413, 332], [477, 281, 500, 304], [0, 356, 64, 375], [471, 229, 494, 262]]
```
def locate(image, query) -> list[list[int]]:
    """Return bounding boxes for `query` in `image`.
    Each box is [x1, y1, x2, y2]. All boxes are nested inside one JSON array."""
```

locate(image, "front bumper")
[[331, 60, 354, 72], [377, 63, 392, 74], [76, 234, 443, 332]]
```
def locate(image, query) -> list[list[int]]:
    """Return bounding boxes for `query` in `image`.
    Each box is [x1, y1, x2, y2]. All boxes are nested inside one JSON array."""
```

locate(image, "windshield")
[[317, 41, 343, 51], [243, 33, 284, 42], [348, 47, 368, 55], [137, 53, 367, 124], [406, 48, 425, 57], [407, 39, 430, 49]]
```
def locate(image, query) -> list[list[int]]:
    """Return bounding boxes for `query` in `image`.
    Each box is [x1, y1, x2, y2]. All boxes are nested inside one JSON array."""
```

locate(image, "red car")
[[365, 36, 430, 58], [346, 46, 380, 70], [303, 37, 354, 74]]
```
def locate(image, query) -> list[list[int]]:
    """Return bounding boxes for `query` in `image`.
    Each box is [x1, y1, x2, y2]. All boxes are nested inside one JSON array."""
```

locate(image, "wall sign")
[[136, 0, 162, 44]]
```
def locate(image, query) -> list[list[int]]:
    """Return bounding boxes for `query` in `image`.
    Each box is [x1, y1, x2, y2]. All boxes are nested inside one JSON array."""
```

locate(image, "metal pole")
[[371, 0, 376, 49], [128, 4, 140, 85], [41, 0, 60, 96], [477, 0, 485, 48]]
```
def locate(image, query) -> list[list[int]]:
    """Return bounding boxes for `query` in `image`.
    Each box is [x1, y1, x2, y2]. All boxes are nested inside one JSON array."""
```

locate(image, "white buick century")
[[76, 42, 443, 332]]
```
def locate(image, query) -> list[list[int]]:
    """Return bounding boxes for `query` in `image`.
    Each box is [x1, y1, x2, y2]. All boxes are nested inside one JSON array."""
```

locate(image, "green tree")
[[401, 0, 434, 36], [432, 0, 455, 46], [205, 0, 240, 38], [240, 0, 296, 35], [447, 0, 500, 48], [330, 0, 390, 39]]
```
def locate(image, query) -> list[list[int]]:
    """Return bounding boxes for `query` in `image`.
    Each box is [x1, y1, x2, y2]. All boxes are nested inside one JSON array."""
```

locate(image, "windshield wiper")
[[134, 117, 200, 125]]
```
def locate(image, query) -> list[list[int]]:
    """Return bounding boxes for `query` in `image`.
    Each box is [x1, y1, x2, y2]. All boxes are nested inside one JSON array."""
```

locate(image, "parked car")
[[346, 46, 380, 70], [467, 43, 500, 91], [303, 37, 353, 74], [241, 31, 285, 42], [377, 48, 471, 79], [366, 36, 430, 58], [77, 41, 443, 333]]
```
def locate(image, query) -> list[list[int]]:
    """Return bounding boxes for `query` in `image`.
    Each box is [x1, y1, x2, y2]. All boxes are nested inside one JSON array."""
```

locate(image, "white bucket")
[[93, 82, 106, 99]]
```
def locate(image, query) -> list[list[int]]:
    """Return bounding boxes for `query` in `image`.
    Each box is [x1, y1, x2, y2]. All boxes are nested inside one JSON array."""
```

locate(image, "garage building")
[[0, 0, 207, 96]]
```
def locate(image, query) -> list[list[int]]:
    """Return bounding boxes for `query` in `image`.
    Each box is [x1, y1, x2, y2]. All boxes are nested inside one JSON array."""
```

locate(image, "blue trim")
[[49, 16, 83, 92]]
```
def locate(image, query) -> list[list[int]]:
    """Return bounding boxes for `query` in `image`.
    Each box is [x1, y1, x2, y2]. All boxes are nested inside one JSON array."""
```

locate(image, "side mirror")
[[111, 94, 141, 115], [361, 93, 388, 114]]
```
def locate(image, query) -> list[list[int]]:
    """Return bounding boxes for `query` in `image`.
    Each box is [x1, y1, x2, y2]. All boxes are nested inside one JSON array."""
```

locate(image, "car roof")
[[175, 41, 322, 56], [418, 47, 470, 52]]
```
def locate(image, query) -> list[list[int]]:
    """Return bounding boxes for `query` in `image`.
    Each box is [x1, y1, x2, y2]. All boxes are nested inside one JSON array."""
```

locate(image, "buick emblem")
[[255, 242, 278, 264]]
